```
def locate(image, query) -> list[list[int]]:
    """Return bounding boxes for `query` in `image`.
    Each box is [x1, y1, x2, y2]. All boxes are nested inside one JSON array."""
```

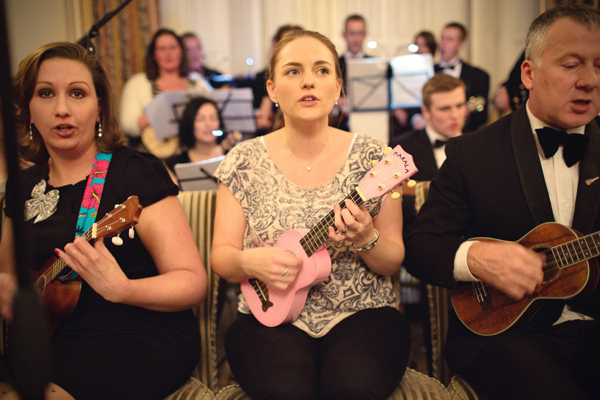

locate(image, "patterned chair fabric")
[[214, 368, 450, 399], [164, 190, 220, 399], [414, 182, 484, 400]]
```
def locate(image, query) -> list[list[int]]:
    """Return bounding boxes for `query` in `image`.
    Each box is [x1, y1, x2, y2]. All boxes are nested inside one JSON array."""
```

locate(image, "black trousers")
[[463, 320, 600, 400], [225, 307, 411, 400]]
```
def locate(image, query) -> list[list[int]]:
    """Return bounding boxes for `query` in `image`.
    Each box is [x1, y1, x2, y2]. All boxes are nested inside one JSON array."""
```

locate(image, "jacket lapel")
[[510, 107, 555, 226], [572, 119, 600, 233]]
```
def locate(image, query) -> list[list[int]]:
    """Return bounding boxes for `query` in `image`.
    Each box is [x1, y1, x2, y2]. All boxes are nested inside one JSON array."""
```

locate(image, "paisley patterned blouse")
[[214, 133, 397, 337]]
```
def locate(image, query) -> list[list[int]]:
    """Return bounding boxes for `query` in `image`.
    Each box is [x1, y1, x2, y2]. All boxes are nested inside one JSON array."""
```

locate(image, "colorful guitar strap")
[[61, 150, 112, 281]]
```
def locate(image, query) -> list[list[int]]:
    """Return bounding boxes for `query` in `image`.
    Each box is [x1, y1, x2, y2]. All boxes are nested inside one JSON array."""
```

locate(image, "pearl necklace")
[[286, 134, 330, 171]]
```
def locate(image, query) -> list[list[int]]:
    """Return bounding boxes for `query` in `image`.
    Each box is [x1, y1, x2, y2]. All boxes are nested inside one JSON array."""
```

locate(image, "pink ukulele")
[[241, 145, 418, 327]]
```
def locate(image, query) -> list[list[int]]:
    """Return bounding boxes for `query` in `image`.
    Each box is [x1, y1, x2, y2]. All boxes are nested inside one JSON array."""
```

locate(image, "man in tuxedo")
[[406, 5, 600, 399], [391, 74, 467, 181], [335, 14, 370, 131], [391, 74, 467, 234], [435, 22, 489, 132], [182, 32, 227, 89]]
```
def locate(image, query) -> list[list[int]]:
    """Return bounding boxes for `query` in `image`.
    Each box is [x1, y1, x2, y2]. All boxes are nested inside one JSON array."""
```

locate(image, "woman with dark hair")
[[0, 42, 207, 399], [164, 96, 228, 174], [120, 28, 209, 158], [413, 30, 437, 56]]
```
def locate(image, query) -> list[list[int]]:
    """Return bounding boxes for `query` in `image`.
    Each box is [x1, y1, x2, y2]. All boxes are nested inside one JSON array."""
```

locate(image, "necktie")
[[433, 139, 447, 148], [535, 127, 590, 167]]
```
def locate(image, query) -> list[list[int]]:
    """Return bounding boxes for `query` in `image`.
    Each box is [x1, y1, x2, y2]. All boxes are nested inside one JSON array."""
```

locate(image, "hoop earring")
[[97, 121, 103, 138], [29, 124, 33, 141]]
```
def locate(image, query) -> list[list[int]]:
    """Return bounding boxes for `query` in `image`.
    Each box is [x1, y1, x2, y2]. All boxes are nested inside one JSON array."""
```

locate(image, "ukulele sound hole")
[[249, 278, 274, 312], [534, 247, 560, 284]]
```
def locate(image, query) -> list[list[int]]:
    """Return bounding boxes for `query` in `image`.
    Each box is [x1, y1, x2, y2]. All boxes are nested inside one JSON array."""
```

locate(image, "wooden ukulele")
[[241, 145, 418, 327], [31, 195, 142, 332], [450, 222, 600, 336]]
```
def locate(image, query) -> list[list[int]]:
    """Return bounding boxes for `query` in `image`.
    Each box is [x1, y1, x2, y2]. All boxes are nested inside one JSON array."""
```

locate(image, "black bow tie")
[[535, 127, 590, 167], [433, 139, 447, 148]]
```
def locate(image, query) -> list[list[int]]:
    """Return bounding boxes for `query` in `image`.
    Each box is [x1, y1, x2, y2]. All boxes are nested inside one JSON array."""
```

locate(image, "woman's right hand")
[[0, 272, 17, 321], [240, 247, 303, 291]]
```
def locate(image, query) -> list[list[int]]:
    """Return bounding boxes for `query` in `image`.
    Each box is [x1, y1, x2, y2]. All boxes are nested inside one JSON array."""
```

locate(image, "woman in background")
[[120, 28, 208, 158], [413, 30, 437, 56], [0, 42, 206, 400], [165, 97, 226, 172], [211, 30, 410, 399]]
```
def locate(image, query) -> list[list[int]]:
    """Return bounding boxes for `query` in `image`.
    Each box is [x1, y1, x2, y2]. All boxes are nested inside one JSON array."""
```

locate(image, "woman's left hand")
[[328, 199, 376, 248], [56, 237, 130, 303]]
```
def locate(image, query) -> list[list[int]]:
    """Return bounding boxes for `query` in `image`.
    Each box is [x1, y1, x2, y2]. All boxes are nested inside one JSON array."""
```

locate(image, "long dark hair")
[[145, 28, 189, 80], [178, 97, 225, 148]]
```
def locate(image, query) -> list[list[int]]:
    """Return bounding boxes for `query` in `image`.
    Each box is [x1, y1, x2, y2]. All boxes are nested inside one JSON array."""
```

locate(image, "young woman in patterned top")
[[211, 30, 410, 400]]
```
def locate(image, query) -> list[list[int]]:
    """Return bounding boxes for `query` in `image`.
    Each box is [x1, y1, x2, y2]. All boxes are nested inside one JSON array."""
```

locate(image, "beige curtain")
[[74, 0, 161, 111]]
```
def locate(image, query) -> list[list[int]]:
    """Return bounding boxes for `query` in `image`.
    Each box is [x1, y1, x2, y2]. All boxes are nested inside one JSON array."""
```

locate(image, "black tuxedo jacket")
[[405, 106, 600, 372], [389, 129, 440, 239], [435, 61, 490, 132], [390, 129, 438, 181]]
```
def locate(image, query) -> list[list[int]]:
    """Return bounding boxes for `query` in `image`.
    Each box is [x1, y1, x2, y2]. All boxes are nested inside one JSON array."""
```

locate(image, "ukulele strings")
[[40, 213, 125, 284], [301, 170, 404, 256], [473, 234, 600, 296]]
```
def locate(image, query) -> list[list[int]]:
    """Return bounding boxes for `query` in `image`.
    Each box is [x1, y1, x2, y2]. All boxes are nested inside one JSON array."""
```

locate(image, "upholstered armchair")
[[414, 182, 484, 400], [164, 190, 222, 400]]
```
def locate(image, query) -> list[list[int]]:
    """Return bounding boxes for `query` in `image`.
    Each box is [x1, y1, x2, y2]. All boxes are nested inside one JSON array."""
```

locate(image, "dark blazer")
[[389, 129, 439, 239], [435, 61, 490, 132], [404, 106, 600, 372], [390, 129, 438, 181]]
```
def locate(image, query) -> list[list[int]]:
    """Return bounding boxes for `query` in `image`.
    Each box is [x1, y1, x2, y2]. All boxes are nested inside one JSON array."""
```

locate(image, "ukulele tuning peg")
[[112, 234, 124, 246], [378, 184, 386, 190], [129, 227, 135, 239], [394, 172, 402, 179], [391, 191, 401, 200], [114, 204, 120, 208], [383, 147, 392, 155], [407, 180, 416, 188], [370, 160, 378, 167]]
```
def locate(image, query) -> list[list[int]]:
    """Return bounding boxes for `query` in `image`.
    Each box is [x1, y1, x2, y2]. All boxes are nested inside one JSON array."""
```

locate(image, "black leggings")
[[225, 307, 411, 400]]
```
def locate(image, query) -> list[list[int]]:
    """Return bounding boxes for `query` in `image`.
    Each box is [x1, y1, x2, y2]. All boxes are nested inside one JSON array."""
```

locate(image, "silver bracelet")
[[353, 229, 380, 252]]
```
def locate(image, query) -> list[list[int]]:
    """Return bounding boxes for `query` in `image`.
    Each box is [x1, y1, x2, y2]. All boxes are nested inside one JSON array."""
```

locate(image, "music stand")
[[174, 156, 224, 191], [211, 88, 256, 134], [346, 58, 391, 143], [390, 54, 434, 108], [346, 57, 390, 112], [144, 88, 211, 141]]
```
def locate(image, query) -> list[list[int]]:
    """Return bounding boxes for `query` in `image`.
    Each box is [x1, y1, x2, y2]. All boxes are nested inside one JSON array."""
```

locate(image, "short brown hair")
[[422, 74, 466, 108], [444, 22, 467, 41], [145, 29, 189, 80], [526, 4, 600, 63], [267, 30, 342, 84], [344, 14, 366, 31], [13, 42, 122, 164]]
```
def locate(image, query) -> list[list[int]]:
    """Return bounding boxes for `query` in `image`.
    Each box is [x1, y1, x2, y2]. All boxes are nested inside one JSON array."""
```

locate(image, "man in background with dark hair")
[[333, 14, 371, 131], [407, 5, 600, 399], [435, 22, 489, 132]]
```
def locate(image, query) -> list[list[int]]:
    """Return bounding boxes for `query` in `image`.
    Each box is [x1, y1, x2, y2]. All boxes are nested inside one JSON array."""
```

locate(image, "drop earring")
[[97, 121, 103, 138], [275, 102, 279, 108], [29, 124, 33, 141]]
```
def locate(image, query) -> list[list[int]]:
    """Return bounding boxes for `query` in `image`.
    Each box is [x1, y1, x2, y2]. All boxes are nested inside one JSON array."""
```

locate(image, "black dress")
[[4, 146, 200, 400]]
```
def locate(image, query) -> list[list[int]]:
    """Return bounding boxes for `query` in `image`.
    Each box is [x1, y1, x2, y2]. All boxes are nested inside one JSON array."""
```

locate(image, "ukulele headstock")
[[357, 145, 418, 202], [91, 195, 142, 239]]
